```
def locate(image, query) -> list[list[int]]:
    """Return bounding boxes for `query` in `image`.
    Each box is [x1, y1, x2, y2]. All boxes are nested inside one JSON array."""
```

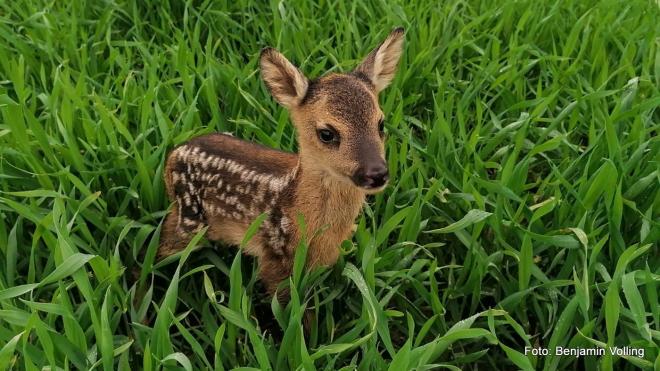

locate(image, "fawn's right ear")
[[260, 47, 309, 108]]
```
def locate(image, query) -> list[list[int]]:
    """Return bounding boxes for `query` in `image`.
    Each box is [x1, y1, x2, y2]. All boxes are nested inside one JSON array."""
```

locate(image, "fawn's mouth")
[[324, 168, 389, 193], [351, 175, 389, 193], [360, 182, 388, 194]]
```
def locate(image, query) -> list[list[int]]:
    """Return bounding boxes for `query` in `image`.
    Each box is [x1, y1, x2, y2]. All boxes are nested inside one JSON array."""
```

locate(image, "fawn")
[[158, 28, 405, 300]]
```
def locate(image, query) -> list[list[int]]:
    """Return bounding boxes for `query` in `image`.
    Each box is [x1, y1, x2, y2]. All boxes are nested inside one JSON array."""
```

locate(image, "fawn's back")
[[161, 134, 298, 257]]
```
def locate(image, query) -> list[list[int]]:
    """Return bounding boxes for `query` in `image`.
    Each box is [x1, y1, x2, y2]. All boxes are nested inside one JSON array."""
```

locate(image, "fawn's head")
[[260, 28, 404, 193]]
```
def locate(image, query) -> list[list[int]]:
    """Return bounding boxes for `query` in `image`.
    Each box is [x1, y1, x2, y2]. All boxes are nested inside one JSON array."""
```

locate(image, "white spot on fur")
[[280, 216, 291, 232], [183, 218, 198, 226]]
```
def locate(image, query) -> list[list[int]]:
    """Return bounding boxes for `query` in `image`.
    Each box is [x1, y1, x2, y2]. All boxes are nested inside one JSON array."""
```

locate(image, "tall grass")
[[0, 0, 658, 369]]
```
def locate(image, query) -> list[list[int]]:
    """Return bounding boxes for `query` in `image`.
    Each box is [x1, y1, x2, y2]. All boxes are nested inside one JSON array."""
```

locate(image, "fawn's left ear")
[[354, 27, 405, 93], [260, 47, 309, 108]]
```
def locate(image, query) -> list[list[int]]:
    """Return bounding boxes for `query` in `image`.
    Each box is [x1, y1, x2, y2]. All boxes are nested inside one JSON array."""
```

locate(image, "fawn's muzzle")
[[352, 161, 389, 189]]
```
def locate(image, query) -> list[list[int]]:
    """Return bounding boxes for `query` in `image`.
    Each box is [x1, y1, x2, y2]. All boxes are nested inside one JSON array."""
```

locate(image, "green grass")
[[0, 0, 658, 369]]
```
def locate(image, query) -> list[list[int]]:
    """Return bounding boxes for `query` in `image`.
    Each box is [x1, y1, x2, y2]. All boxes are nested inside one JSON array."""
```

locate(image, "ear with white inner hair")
[[260, 47, 309, 108], [354, 27, 405, 93]]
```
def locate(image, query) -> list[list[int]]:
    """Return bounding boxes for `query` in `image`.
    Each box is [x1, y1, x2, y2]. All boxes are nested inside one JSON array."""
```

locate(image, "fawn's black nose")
[[352, 162, 389, 189]]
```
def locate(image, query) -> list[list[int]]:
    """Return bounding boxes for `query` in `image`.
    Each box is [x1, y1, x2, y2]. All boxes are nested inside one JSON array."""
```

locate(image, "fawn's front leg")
[[259, 229, 343, 301], [158, 205, 195, 258], [259, 252, 294, 304], [259, 251, 320, 331]]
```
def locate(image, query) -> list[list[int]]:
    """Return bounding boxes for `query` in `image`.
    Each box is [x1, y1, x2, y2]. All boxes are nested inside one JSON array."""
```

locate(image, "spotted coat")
[[164, 133, 299, 257]]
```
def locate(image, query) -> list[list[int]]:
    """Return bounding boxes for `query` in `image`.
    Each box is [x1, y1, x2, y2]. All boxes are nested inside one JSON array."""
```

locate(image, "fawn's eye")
[[378, 119, 385, 133], [317, 127, 339, 145]]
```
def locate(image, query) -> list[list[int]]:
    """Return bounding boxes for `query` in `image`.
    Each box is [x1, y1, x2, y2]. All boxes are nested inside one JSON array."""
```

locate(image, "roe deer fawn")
[[159, 28, 405, 300]]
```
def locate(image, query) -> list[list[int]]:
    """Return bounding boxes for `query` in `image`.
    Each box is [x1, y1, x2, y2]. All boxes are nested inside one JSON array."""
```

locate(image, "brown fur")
[[158, 28, 405, 301]]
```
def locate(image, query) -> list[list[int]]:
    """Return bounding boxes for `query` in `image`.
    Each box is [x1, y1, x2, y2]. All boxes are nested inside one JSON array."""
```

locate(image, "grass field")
[[0, 0, 659, 369]]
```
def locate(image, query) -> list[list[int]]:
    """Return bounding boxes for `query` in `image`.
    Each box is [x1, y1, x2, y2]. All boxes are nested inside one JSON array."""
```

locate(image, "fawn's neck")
[[289, 157, 365, 237]]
